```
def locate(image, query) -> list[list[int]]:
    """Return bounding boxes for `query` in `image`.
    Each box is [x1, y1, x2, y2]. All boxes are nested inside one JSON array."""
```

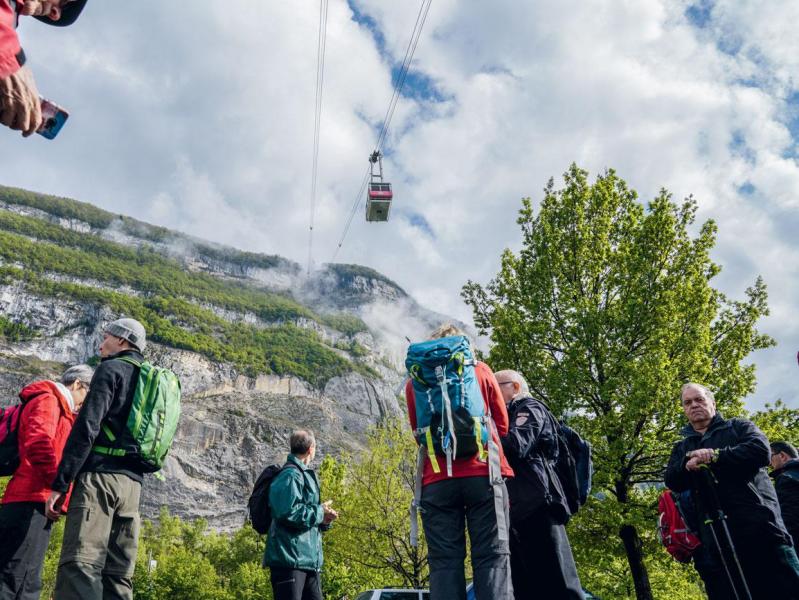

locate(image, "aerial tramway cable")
[[307, 0, 329, 276], [331, 0, 433, 261]]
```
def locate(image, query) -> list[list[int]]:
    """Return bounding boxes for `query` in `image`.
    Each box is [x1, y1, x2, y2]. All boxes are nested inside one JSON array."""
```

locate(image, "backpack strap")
[[92, 357, 143, 458], [410, 444, 426, 547]]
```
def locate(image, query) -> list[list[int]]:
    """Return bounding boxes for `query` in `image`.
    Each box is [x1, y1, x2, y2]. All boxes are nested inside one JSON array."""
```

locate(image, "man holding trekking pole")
[[665, 382, 799, 599]]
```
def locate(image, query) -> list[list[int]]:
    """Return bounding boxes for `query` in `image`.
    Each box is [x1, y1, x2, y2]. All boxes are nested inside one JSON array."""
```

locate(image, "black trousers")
[[420, 476, 513, 600], [509, 509, 584, 600], [695, 533, 799, 600], [0, 502, 53, 600], [270, 567, 323, 600]]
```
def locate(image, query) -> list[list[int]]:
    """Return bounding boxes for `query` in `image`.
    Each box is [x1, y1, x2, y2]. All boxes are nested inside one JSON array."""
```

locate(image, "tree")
[[321, 419, 429, 598], [462, 164, 774, 599]]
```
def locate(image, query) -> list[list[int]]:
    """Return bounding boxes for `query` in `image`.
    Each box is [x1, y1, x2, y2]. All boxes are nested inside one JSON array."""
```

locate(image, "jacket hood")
[[102, 349, 144, 363], [19, 380, 72, 415]]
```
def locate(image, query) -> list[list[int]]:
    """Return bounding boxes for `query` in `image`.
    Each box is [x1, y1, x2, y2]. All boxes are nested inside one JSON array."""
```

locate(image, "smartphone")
[[37, 98, 69, 140]]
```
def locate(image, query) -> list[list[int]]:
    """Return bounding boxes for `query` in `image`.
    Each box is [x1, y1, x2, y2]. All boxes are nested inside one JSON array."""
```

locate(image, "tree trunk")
[[619, 524, 653, 600]]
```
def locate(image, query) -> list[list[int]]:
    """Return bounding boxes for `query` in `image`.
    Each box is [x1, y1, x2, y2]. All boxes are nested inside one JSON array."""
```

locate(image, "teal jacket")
[[264, 454, 325, 571]]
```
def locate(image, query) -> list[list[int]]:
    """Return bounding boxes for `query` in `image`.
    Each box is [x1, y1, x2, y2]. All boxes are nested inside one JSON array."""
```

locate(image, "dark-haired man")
[[264, 429, 338, 600], [771, 441, 799, 547], [665, 383, 799, 599]]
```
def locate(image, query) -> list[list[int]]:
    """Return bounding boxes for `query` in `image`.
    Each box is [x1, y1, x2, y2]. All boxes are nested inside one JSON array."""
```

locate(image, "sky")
[[1, 0, 797, 410]]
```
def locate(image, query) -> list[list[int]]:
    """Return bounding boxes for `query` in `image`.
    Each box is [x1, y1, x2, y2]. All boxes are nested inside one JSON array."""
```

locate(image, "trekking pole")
[[697, 464, 753, 600]]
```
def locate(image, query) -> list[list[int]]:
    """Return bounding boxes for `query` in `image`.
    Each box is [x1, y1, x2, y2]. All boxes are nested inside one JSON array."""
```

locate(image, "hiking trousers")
[[0, 502, 52, 600], [53, 472, 141, 600], [696, 537, 799, 599], [509, 508, 584, 600], [270, 567, 323, 600], [420, 476, 513, 600]]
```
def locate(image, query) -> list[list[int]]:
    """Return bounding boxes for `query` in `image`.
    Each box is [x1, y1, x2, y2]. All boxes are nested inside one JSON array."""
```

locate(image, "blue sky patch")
[[403, 210, 436, 239], [738, 181, 756, 196], [730, 130, 755, 164], [685, 0, 714, 29], [348, 0, 447, 103]]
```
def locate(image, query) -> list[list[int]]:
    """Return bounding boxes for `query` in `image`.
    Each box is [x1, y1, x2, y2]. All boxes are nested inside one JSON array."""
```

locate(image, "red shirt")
[[0, 0, 21, 78], [2, 381, 76, 509], [406, 361, 514, 486]]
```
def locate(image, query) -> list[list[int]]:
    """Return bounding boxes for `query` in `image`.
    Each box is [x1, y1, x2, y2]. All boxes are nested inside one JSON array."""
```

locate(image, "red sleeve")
[[405, 379, 417, 432], [20, 393, 61, 485], [0, 1, 21, 78], [478, 363, 509, 436]]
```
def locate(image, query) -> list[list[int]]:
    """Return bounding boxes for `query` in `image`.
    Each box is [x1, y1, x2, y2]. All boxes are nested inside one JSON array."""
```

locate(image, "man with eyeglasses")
[[495, 369, 584, 600], [665, 382, 799, 599], [0, 364, 93, 600], [0, 0, 87, 135]]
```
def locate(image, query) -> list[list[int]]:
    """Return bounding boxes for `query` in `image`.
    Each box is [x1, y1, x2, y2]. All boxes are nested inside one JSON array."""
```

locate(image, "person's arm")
[[664, 441, 690, 492], [405, 380, 418, 432], [501, 400, 548, 460], [0, 1, 21, 78], [711, 419, 770, 477], [270, 471, 324, 532], [20, 394, 60, 486], [0, 1, 40, 135], [480, 364, 510, 437], [51, 365, 116, 492]]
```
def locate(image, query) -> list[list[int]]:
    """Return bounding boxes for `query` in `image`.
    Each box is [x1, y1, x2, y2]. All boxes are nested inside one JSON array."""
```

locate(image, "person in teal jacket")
[[264, 429, 338, 600]]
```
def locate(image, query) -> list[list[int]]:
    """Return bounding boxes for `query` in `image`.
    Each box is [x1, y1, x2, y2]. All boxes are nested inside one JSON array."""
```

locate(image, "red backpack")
[[0, 404, 23, 476], [657, 489, 701, 563]]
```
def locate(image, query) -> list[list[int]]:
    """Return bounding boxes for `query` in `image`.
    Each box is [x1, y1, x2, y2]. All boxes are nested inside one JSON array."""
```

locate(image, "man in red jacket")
[[406, 324, 515, 600], [0, 0, 88, 135], [0, 363, 93, 600]]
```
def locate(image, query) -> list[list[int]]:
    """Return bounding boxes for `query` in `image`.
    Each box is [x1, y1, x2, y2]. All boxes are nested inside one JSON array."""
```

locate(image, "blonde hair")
[[428, 322, 465, 340]]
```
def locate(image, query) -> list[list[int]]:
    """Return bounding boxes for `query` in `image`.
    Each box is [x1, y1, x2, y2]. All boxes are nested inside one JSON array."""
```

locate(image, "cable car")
[[366, 150, 393, 222]]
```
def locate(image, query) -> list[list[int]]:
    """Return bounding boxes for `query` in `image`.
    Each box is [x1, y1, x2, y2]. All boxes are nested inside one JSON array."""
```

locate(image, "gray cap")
[[104, 318, 146, 352]]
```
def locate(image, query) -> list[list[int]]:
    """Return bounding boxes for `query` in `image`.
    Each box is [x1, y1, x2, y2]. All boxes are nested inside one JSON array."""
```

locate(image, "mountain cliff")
[[0, 185, 454, 529]]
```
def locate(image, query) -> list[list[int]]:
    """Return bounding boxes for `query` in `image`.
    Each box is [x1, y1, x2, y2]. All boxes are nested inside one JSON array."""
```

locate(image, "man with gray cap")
[[46, 318, 149, 600]]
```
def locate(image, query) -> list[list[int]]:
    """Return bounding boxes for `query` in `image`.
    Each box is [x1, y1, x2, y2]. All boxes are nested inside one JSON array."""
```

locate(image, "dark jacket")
[[264, 454, 326, 571], [771, 458, 799, 545], [52, 350, 145, 493], [664, 414, 791, 547], [501, 396, 566, 523]]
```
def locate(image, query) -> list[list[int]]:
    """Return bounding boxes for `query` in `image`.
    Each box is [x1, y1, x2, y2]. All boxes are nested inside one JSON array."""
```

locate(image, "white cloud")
[[1, 0, 798, 409]]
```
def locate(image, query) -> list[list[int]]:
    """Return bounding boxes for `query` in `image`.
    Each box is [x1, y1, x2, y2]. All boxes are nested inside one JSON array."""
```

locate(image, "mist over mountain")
[[0, 185, 462, 529]]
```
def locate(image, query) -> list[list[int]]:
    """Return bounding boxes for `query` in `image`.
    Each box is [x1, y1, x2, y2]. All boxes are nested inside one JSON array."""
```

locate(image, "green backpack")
[[93, 357, 181, 474]]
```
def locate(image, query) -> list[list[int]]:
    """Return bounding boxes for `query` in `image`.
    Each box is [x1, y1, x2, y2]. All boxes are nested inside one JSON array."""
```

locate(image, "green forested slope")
[[0, 188, 373, 386]]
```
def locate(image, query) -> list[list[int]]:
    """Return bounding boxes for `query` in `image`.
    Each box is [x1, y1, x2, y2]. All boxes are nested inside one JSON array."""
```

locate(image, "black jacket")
[[501, 396, 567, 523], [52, 350, 145, 492], [771, 458, 799, 545], [664, 414, 791, 547]]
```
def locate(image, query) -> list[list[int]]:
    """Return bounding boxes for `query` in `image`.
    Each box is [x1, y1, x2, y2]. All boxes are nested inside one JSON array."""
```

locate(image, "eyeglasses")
[[497, 381, 515, 386]]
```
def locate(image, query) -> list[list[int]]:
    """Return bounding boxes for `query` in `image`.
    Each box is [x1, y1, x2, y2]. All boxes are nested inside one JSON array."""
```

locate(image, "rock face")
[[0, 285, 405, 530]]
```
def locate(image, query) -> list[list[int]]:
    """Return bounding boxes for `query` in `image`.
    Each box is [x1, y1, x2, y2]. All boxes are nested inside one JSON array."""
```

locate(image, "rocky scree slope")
[[0, 185, 452, 529]]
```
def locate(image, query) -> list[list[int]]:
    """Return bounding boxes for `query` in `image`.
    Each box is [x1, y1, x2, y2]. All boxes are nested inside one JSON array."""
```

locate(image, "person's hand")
[[45, 490, 65, 521], [19, 1, 62, 19], [685, 448, 716, 471], [322, 500, 338, 525], [0, 66, 42, 136]]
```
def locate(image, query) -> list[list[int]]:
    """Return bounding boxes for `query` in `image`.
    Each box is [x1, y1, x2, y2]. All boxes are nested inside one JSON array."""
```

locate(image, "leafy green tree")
[[750, 399, 799, 446], [462, 164, 773, 599], [321, 420, 429, 598]]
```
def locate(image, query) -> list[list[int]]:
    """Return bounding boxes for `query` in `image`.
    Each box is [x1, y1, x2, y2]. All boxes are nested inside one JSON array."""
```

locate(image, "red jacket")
[[2, 380, 76, 509], [406, 361, 514, 486], [0, 0, 21, 78]]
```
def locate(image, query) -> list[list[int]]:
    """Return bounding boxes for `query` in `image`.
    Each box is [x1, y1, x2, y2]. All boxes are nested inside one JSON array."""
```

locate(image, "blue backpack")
[[405, 335, 489, 475]]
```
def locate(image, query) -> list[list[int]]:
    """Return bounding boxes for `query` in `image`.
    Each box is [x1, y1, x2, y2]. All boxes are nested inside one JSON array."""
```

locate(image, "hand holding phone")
[[37, 97, 69, 139]]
